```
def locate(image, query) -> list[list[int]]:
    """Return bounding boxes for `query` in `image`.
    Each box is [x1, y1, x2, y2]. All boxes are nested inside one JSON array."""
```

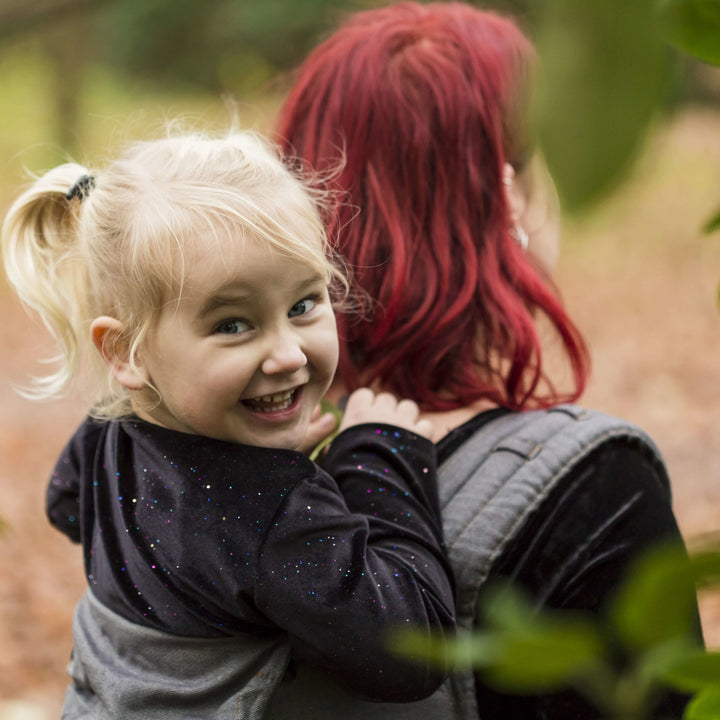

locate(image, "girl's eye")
[[214, 319, 251, 335], [288, 296, 318, 318]]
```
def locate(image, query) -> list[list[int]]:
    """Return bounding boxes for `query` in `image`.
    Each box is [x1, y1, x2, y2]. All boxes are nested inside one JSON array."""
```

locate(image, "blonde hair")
[[2, 128, 346, 418]]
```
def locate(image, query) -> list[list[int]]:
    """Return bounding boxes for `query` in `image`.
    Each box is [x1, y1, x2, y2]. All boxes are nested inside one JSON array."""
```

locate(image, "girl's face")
[[131, 233, 339, 451]]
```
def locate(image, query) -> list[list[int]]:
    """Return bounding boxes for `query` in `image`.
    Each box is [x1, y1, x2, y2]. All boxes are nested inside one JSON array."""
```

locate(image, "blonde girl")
[[2, 128, 454, 719]]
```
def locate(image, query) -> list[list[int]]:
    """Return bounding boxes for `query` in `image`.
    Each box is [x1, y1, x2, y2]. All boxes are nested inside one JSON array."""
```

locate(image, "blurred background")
[[0, 0, 719, 717]]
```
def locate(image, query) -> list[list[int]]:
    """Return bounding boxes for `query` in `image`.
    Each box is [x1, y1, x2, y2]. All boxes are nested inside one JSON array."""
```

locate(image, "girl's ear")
[[90, 317, 148, 390]]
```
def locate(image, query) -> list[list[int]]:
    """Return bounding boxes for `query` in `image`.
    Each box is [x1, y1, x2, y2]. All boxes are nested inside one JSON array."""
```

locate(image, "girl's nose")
[[261, 333, 308, 376]]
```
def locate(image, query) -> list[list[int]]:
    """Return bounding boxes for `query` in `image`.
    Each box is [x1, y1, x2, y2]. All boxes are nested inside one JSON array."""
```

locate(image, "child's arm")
[[254, 391, 454, 703], [46, 418, 104, 544]]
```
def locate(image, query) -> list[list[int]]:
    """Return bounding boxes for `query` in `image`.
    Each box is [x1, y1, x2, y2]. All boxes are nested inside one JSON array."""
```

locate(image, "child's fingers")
[[339, 389, 433, 438], [338, 388, 376, 431], [346, 387, 375, 409], [297, 410, 338, 454], [395, 398, 421, 423], [413, 418, 434, 440]]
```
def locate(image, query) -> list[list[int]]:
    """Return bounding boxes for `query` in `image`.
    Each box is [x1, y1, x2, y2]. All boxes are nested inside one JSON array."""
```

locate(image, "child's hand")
[[338, 388, 434, 439], [296, 403, 339, 455]]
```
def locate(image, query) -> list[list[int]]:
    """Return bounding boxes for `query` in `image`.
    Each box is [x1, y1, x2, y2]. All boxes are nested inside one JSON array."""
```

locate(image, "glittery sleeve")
[[254, 423, 455, 702], [46, 417, 102, 544]]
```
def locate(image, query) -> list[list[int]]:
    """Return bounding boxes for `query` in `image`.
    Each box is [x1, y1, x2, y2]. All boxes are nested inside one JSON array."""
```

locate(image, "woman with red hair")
[[271, 3, 700, 718], [280, 1, 582, 415]]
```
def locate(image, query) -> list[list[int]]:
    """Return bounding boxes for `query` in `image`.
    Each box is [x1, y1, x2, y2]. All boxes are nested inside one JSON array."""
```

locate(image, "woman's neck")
[[418, 402, 498, 442]]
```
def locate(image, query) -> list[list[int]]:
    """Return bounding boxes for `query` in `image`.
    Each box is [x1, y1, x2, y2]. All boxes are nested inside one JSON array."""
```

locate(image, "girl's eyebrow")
[[198, 291, 250, 318], [198, 273, 326, 318]]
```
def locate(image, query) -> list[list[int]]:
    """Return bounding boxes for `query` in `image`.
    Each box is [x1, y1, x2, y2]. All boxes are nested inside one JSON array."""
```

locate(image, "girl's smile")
[[242, 386, 302, 415]]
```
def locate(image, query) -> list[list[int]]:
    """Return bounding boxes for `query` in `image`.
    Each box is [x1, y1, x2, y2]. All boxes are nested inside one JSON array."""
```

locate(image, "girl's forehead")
[[179, 228, 327, 290], [186, 226, 324, 269]]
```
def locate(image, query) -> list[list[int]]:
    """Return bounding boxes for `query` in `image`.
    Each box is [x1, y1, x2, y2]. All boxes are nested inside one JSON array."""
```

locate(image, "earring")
[[510, 225, 529, 252]]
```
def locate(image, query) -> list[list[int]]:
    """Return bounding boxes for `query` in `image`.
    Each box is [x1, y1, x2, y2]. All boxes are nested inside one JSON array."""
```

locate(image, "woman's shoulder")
[[461, 406, 682, 605], [439, 403, 667, 484], [437, 404, 676, 582]]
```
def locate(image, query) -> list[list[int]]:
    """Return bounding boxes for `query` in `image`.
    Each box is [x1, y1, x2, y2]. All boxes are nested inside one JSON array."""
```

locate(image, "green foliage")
[[656, 0, 720, 238], [391, 541, 720, 720], [97, 0, 228, 91], [308, 398, 344, 461], [525, 0, 720, 243], [94, 0, 362, 93], [533, 0, 672, 212], [3, 0, 719, 221], [704, 210, 720, 235], [685, 687, 720, 720], [658, 0, 720, 66], [609, 542, 719, 651], [471, 588, 606, 693]]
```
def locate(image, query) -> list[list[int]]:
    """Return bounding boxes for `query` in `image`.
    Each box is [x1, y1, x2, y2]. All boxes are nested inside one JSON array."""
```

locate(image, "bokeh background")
[[1, 1, 719, 717]]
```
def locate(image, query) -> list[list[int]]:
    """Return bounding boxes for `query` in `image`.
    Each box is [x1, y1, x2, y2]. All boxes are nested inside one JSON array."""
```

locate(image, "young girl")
[[1, 128, 455, 719]]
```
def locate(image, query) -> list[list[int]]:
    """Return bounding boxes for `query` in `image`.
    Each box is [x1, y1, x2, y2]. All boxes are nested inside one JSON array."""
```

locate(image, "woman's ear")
[[90, 317, 148, 390], [503, 162, 527, 225]]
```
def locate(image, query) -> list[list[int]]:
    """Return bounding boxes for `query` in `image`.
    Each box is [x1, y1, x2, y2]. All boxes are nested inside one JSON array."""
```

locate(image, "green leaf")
[[684, 687, 720, 720], [610, 542, 700, 651], [703, 207, 720, 235], [477, 585, 606, 692], [388, 627, 501, 669], [663, 650, 720, 693], [480, 583, 538, 632], [308, 398, 344, 461], [534, 0, 673, 211], [391, 585, 605, 691], [481, 622, 605, 692], [689, 548, 720, 587], [658, 0, 720, 66]]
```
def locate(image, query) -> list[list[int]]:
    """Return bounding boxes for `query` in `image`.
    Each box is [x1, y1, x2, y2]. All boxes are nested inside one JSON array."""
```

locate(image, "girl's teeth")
[[259, 391, 293, 403], [245, 389, 296, 412]]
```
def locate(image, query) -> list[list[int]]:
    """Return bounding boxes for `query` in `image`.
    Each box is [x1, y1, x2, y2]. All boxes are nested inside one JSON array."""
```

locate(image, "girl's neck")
[[326, 382, 498, 443]]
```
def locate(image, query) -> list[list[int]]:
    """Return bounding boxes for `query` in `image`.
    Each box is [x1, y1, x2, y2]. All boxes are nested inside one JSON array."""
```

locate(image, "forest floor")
[[1, 108, 720, 718]]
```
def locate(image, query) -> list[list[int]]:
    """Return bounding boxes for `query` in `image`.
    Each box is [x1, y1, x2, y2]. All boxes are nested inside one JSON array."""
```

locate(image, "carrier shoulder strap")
[[437, 404, 669, 628]]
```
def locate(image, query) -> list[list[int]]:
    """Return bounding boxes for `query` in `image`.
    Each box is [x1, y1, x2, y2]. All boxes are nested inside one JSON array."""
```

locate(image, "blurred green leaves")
[[529, 0, 720, 220], [2, 0, 719, 223], [658, 0, 720, 66], [685, 687, 720, 720], [465, 589, 605, 693], [610, 543, 720, 651], [533, 0, 671, 212], [95, 0, 353, 93], [391, 541, 720, 720]]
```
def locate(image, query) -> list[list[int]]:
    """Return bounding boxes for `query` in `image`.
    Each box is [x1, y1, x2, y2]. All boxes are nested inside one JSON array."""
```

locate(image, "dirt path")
[[1, 108, 719, 716]]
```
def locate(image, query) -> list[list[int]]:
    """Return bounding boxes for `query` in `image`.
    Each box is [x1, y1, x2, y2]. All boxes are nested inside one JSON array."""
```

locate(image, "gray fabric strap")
[[439, 405, 668, 628]]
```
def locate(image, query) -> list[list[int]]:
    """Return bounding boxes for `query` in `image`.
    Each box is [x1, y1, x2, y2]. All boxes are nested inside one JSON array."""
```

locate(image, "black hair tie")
[[66, 174, 96, 202]]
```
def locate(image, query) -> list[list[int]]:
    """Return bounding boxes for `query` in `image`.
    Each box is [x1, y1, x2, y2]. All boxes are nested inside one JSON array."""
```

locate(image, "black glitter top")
[[47, 417, 455, 701]]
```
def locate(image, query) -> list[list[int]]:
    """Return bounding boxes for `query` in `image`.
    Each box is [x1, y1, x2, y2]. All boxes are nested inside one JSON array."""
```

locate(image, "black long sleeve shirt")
[[46, 416, 455, 701]]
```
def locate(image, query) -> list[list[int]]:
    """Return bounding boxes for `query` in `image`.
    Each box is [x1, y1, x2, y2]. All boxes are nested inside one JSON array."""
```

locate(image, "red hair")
[[276, 1, 589, 411]]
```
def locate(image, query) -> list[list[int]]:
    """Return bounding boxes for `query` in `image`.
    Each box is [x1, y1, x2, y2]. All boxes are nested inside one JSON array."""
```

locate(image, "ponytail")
[[1, 163, 92, 398]]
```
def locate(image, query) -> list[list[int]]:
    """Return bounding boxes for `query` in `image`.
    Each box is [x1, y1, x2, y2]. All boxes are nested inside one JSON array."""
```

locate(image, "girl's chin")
[[242, 430, 305, 451]]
